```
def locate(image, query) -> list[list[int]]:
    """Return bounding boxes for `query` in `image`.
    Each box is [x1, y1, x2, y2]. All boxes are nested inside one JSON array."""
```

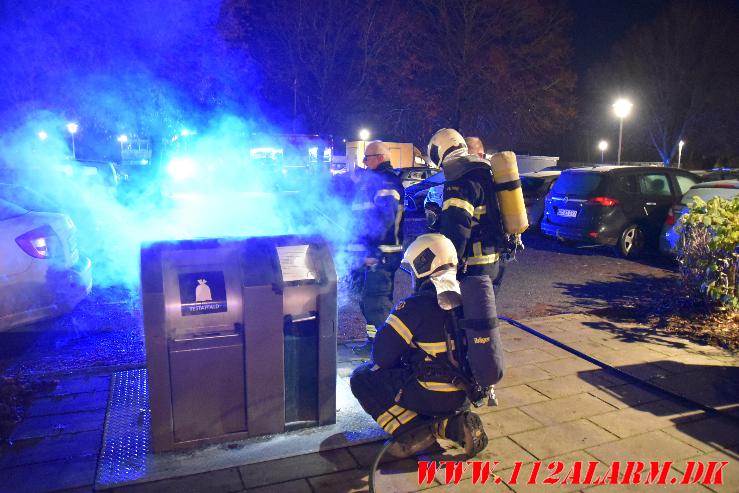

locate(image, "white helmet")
[[402, 233, 458, 279], [427, 128, 467, 167]]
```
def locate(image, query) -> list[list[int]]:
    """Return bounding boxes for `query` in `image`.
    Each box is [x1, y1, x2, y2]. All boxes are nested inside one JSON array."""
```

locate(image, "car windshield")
[[0, 198, 28, 220], [550, 172, 602, 196], [0, 184, 61, 213], [521, 176, 547, 194], [681, 186, 739, 205]]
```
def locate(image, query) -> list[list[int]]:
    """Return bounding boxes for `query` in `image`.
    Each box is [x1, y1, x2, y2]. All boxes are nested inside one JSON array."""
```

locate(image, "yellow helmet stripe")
[[386, 314, 413, 344], [442, 198, 474, 216]]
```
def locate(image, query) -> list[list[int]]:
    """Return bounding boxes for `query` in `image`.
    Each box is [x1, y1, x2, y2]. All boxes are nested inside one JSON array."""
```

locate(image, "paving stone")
[[586, 383, 664, 409], [589, 346, 670, 366], [239, 448, 357, 488], [520, 393, 617, 426], [534, 358, 601, 377], [616, 362, 674, 381], [112, 468, 243, 493], [244, 479, 313, 492], [497, 365, 552, 389], [504, 348, 562, 367], [587, 400, 693, 438], [347, 441, 400, 467], [585, 430, 703, 464], [502, 336, 550, 353], [25, 391, 108, 417], [661, 415, 739, 453], [421, 436, 537, 486], [0, 430, 101, 469], [501, 450, 602, 493], [2, 456, 97, 493], [481, 408, 545, 438], [10, 410, 105, 441], [510, 420, 618, 459], [308, 458, 436, 492], [526, 372, 623, 400], [479, 385, 550, 415], [581, 467, 713, 492], [671, 449, 739, 493], [645, 367, 739, 410]]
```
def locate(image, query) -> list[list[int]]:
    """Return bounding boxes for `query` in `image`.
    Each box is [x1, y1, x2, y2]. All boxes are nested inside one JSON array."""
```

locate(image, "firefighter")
[[465, 136, 486, 159], [350, 233, 488, 458], [427, 128, 506, 389], [349, 141, 405, 356]]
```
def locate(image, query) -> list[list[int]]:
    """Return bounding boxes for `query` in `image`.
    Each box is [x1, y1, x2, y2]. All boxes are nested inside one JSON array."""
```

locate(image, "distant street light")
[[612, 98, 633, 166], [598, 140, 608, 163], [359, 128, 370, 141], [117, 135, 128, 155], [66, 122, 79, 159], [37, 131, 48, 141], [678, 140, 685, 168]]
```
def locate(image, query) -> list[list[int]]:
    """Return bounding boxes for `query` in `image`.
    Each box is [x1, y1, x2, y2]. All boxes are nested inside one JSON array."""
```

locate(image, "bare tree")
[[587, 0, 739, 165]]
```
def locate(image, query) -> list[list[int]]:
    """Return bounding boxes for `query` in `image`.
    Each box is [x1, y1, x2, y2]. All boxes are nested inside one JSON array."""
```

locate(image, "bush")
[[676, 196, 739, 311]]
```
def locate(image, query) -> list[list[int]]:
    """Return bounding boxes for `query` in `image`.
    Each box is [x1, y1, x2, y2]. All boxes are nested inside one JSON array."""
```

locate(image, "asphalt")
[[1, 312, 737, 493]]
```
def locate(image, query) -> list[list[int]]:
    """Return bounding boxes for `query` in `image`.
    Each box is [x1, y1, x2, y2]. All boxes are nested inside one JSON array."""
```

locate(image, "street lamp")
[[358, 128, 370, 141], [612, 98, 633, 166], [117, 134, 128, 155], [678, 140, 685, 168], [66, 122, 78, 159], [598, 140, 608, 163], [37, 131, 48, 141]]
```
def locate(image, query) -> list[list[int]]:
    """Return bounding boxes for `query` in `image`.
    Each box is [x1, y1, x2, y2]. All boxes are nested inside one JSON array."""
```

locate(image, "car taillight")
[[15, 225, 62, 259], [587, 196, 620, 206], [665, 210, 675, 226]]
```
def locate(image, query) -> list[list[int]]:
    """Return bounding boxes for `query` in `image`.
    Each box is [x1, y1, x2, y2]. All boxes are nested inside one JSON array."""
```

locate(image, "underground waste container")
[[141, 235, 336, 452]]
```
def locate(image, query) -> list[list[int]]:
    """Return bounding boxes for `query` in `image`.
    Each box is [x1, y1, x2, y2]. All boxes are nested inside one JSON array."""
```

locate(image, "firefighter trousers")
[[350, 362, 467, 436]]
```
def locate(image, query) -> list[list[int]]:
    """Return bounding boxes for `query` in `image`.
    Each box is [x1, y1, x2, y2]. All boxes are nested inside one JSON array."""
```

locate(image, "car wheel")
[[617, 224, 645, 258], [425, 203, 441, 230]]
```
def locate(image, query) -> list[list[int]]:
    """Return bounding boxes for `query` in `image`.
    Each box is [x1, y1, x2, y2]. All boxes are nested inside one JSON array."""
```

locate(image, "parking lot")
[[0, 216, 678, 379]]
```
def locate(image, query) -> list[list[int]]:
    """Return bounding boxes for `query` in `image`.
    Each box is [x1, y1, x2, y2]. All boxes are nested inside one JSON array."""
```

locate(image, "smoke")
[[0, 1, 364, 292]]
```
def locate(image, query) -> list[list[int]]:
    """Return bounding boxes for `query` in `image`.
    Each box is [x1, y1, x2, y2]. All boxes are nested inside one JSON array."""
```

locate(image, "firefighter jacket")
[[373, 286, 466, 394], [439, 155, 503, 268], [350, 162, 404, 257]]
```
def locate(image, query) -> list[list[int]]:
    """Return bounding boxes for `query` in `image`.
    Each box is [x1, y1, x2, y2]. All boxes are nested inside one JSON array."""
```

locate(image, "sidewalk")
[[1, 313, 737, 493]]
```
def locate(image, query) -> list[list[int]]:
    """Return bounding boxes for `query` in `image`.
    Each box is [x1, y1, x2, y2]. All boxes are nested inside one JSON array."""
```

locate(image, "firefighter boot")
[[386, 424, 438, 459], [437, 411, 488, 458]]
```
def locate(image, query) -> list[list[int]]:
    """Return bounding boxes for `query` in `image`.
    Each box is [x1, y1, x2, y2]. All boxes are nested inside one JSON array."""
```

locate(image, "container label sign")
[[179, 271, 227, 316], [276, 244, 316, 282]]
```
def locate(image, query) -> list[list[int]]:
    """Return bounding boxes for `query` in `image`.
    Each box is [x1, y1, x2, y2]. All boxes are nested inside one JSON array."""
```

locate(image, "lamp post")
[[598, 140, 608, 163], [66, 122, 78, 159], [678, 140, 685, 168], [612, 98, 633, 166], [117, 134, 128, 155]]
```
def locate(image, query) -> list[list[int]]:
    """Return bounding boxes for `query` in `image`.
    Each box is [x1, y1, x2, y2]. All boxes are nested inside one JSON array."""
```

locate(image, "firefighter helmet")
[[401, 233, 458, 279], [427, 128, 467, 167]]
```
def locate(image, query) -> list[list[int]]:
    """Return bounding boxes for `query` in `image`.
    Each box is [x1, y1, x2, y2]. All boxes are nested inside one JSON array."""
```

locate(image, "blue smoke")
[[0, 1, 359, 290]]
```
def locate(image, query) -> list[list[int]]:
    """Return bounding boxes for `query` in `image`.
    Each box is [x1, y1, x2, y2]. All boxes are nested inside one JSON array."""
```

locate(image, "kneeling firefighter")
[[351, 233, 499, 459]]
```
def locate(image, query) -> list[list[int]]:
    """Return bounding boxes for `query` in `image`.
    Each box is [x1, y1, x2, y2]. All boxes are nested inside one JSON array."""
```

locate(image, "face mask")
[[430, 268, 461, 310]]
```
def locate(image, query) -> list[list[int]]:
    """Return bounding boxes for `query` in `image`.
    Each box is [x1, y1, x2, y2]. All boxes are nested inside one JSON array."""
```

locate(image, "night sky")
[[570, 0, 669, 75]]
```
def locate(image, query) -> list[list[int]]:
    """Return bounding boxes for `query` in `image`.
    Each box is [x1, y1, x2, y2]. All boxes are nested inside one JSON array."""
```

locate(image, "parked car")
[[521, 170, 561, 228], [0, 198, 92, 330], [541, 165, 700, 257], [404, 169, 444, 212], [395, 167, 441, 189], [659, 180, 739, 256], [695, 168, 739, 183]]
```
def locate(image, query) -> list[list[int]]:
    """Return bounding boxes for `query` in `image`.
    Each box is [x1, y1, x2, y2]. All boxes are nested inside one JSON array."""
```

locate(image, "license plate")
[[557, 208, 577, 218]]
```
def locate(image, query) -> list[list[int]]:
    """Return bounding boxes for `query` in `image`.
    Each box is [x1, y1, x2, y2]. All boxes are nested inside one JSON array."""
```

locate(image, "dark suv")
[[541, 165, 699, 257]]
